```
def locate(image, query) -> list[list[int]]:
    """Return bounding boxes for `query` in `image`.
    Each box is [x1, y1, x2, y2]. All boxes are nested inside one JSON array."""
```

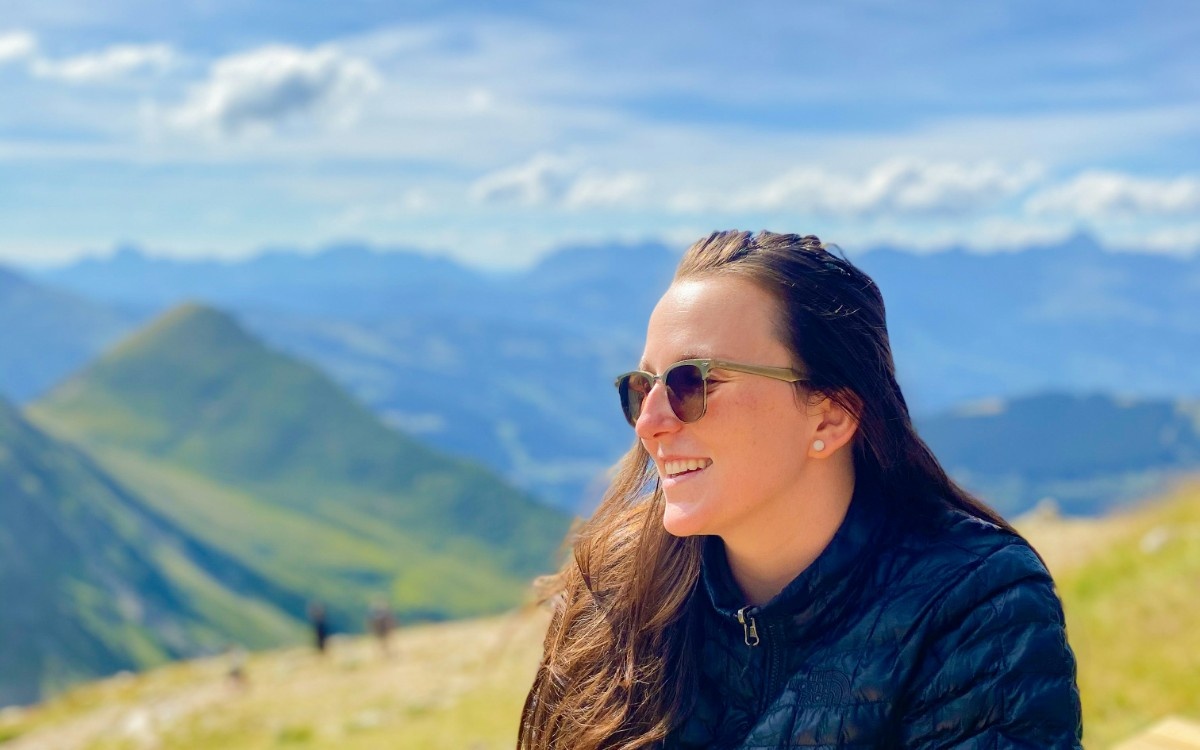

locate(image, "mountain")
[[35, 242, 676, 510], [0, 395, 303, 707], [854, 233, 1200, 412], [28, 304, 570, 625], [34, 243, 500, 322], [0, 265, 138, 402], [34, 241, 679, 332], [917, 392, 1200, 516]]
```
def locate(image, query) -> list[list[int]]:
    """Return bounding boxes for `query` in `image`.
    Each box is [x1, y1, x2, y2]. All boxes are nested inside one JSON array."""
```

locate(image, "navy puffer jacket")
[[666, 482, 1083, 749]]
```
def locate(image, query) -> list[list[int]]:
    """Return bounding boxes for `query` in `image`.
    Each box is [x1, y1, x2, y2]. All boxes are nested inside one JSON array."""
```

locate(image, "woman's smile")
[[662, 457, 713, 477]]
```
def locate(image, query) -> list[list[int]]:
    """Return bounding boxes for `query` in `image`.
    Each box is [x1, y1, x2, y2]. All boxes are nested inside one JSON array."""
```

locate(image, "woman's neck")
[[721, 459, 856, 607]]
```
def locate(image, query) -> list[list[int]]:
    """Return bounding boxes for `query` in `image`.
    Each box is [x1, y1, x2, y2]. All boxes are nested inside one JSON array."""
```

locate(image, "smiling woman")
[[519, 231, 1083, 749]]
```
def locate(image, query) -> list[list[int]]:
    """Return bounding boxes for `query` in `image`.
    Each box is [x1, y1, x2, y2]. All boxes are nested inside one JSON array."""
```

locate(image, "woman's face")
[[636, 274, 819, 541]]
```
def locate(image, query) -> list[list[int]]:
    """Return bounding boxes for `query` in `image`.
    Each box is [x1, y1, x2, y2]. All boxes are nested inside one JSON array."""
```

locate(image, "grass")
[[1030, 480, 1200, 748], [0, 609, 550, 750]]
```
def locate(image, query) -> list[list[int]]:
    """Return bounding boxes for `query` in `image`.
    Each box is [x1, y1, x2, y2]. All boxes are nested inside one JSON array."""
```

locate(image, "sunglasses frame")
[[614, 358, 808, 427]]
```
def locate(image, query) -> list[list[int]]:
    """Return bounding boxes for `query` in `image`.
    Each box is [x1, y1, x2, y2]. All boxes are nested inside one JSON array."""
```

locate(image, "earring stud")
[[813, 439, 826, 452]]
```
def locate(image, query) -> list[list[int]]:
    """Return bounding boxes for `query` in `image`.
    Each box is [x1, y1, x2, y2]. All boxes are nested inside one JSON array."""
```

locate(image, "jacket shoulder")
[[872, 503, 1069, 650], [889, 508, 1082, 747], [892, 505, 1053, 593]]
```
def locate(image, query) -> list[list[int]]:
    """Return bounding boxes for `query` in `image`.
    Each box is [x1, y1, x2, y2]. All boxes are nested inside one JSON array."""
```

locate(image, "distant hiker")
[[367, 601, 396, 657], [307, 601, 330, 654], [225, 644, 248, 689]]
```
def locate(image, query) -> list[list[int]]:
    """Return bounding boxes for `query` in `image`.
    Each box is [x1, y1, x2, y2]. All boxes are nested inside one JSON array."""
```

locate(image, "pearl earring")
[[813, 439, 826, 452]]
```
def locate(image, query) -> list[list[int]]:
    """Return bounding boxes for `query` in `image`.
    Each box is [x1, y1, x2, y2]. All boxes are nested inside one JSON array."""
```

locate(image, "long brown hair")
[[518, 231, 1012, 749]]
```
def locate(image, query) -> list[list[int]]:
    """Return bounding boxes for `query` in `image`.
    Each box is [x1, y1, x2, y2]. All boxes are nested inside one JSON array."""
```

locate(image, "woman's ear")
[[807, 391, 859, 458]]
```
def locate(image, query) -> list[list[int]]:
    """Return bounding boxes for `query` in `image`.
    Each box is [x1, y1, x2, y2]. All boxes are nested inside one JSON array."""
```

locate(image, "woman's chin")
[[661, 500, 712, 538]]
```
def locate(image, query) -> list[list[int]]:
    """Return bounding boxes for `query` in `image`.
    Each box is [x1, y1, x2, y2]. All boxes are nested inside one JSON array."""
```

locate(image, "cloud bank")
[[32, 43, 176, 83], [168, 45, 381, 136], [1026, 171, 1200, 219], [669, 159, 1044, 218]]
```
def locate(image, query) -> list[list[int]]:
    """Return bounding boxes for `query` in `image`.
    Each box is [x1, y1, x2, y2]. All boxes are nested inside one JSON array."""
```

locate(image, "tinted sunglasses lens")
[[664, 363, 706, 422], [618, 372, 652, 426]]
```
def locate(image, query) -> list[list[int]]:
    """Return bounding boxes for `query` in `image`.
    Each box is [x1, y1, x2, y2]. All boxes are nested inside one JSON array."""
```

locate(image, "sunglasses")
[[614, 358, 807, 427]]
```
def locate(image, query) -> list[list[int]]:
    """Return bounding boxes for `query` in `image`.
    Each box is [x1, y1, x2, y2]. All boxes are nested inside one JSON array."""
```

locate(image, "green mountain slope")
[[0, 396, 303, 707], [28, 304, 570, 625]]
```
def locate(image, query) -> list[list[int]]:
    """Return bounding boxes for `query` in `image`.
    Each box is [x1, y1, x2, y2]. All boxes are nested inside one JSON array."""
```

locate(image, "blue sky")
[[1, 0, 1197, 268]]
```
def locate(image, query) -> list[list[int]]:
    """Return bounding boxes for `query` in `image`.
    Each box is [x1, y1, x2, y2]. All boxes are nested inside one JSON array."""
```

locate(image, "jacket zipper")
[[736, 607, 786, 717], [736, 606, 760, 647]]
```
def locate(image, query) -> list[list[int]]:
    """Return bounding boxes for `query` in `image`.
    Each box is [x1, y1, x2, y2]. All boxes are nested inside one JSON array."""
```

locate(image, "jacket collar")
[[700, 476, 892, 631]]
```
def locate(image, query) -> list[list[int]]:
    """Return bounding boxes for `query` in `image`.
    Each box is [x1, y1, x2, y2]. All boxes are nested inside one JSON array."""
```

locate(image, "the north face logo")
[[793, 669, 851, 705]]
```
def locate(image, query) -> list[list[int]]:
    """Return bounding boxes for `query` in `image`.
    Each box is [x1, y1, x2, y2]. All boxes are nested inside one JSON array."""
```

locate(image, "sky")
[[0, 0, 1197, 268]]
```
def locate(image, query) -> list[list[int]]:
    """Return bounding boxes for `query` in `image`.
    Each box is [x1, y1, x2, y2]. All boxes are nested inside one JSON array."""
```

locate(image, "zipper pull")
[[736, 606, 760, 647]]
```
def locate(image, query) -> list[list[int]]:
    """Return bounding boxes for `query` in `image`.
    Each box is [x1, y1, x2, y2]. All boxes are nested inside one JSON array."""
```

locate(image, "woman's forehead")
[[641, 276, 788, 368]]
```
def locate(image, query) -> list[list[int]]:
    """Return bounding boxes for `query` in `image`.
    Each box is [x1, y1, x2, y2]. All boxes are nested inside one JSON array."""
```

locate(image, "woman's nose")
[[634, 382, 682, 440]]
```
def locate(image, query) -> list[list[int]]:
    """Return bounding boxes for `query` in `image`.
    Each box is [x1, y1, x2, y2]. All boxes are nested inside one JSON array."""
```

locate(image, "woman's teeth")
[[664, 458, 712, 477]]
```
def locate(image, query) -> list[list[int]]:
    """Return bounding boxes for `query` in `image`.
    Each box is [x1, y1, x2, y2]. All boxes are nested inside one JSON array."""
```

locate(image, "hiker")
[[520, 231, 1083, 748], [307, 601, 330, 654], [225, 644, 248, 689], [367, 601, 396, 657]]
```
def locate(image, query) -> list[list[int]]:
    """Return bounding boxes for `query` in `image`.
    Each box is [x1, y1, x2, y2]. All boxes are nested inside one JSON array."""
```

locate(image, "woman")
[[520, 231, 1082, 749]]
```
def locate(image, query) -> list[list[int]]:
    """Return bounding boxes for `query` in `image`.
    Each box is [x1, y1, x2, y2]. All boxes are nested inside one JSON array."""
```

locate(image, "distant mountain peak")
[[146, 301, 242, 335], [102, 302, 257, 367]]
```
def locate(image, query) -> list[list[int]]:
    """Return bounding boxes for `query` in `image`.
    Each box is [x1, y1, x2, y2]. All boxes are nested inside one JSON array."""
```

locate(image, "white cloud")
[[0, 30, 37, 65], [1025, 171, 1200, 219], [563, 170, 647, 209], [32, 43, 176, 83], [469, 154, 648, 209], [705, 159, 1043, 217], [469, 154, 573, 206], [168, 45, 382, 137]]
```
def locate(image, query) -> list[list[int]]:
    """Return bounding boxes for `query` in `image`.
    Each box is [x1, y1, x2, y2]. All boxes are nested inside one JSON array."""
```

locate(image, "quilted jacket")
[[666, 480, 1083, 749]]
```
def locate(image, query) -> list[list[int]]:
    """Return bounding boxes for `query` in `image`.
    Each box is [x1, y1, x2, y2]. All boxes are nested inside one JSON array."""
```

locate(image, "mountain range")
[[10, 232, 1198, 511]]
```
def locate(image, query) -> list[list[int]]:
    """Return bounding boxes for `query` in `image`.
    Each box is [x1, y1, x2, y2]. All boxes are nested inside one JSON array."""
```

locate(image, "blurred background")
[[0, 1, 1197, 748]]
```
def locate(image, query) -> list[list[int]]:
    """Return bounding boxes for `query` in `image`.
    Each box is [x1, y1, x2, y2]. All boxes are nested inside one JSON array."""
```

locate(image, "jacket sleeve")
[[899, 541, 1083, 750]]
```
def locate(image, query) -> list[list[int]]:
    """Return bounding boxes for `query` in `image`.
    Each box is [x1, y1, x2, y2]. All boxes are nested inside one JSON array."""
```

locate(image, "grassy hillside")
[[1034, 481, 1200, 748], [29, 303, 570, 625], [3, 481, 1196, 748], [0, 396, 303, 707], [0, 609, 551, 750]]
